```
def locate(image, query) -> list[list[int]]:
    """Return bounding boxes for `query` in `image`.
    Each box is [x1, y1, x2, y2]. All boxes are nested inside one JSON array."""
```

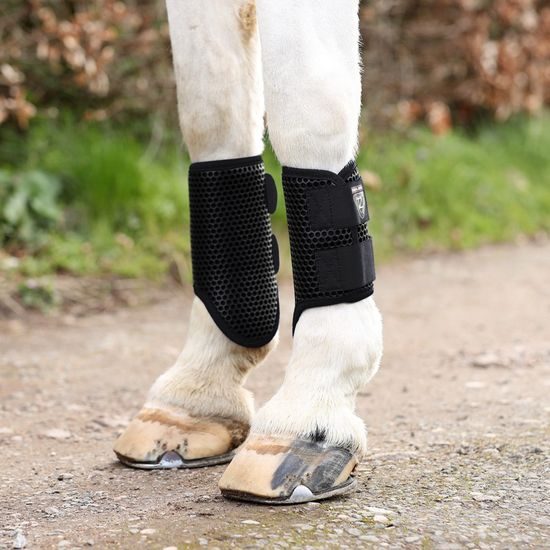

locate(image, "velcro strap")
[[307, 182, 369, 230], [282, 161, 375, 332], [264, 174, 278, 214], [315, 237, 375, 292]]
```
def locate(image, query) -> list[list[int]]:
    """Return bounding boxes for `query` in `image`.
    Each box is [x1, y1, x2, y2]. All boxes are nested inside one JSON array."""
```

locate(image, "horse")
[[114, 0, 383, 504]]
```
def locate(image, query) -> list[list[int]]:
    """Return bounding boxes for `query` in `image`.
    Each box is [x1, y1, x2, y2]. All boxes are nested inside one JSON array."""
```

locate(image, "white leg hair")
[[145, 0, 271, 421], [147, 299, 276, 424], [252, 0, 382, 456], [256, 0, 362, 172], [167, 0, 264, 161], [251, 299, 382, 456]]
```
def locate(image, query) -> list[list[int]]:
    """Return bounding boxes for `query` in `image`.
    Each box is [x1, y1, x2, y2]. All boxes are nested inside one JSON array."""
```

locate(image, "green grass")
[[358, 118, 550, 255], [1, 113, 549, 280]]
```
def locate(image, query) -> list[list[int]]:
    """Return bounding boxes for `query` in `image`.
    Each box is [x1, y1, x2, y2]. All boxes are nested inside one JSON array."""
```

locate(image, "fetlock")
[[146, 299, 277, 424], [114, 299, 277, 468]]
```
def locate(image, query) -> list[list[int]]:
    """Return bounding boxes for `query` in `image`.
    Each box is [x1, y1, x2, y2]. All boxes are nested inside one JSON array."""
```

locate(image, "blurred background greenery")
[[1, 0, 549, 311]]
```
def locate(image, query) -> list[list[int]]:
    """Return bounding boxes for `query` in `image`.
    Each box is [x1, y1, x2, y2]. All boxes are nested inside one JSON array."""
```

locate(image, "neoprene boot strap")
[[282, 160, 375, 332]]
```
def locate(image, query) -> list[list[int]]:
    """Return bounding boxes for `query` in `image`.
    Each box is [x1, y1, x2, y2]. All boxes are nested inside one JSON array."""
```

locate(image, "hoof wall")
[[113, 406, 248, 470], [219, 434, 358, 504]]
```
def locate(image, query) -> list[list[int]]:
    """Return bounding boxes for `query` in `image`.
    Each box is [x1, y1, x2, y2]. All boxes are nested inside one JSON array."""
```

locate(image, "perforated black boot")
[[188, 155, 280, 348]]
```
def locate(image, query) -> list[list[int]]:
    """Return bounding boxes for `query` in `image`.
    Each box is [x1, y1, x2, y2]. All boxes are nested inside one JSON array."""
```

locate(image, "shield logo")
[[353, 190, 366, 220]]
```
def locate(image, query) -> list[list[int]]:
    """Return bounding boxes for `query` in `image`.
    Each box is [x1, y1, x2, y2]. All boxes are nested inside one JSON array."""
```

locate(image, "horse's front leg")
[[219, 0, 383, 503], [114, 0, 279, 469]]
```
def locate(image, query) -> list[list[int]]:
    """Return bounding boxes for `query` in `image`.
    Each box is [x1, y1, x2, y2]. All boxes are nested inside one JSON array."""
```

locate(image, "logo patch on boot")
[[351, 184, 366, 221]]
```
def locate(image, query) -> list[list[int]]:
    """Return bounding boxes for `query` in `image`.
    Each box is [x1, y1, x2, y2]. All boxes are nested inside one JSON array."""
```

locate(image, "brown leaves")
[[0, 0, 172, 128], [0, 65, 36, 128], [1, 0, 547, 130], [427, 102, 452, 135], [30, 0, 151, 98], [362, 0, 550, 129]]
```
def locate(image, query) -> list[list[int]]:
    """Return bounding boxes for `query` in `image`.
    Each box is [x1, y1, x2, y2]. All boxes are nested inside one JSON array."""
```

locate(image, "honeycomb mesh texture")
[[189, 156, 279, 348], [282, 161, 374, 325]]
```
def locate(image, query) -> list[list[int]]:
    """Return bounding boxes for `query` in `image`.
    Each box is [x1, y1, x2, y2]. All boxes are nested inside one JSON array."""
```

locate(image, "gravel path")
[[1, 241, 549, 549]]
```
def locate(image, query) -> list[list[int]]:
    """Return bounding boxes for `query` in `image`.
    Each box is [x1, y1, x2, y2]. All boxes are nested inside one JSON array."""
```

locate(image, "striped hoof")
[[218, 434, 358, 504], [114, 406, 249, 469]]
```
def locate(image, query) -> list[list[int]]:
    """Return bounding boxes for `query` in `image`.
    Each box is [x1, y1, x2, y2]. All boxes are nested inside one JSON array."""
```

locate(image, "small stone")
[[373, 514, 389, 523], [44, 507, 61, 517], [293, 523, 314, 531], [198, 538, 208, 546], [347, 527, 362, 536], [129, 529, 139, 534], [140, 528, 157, 536], [359, 535, 379, 542], [241, 520, 260, 525], [471, 352, 503, 368], [365, 507, 397, 516], [405, 536, 420, 543], [57, 542, 70, 548], [465, 381, 486, 389], [483, 448, 500, 459], [42, 429, 72, 440], [57, 473, 74, 481], [163, 547, 178, 550], [0, 427, 14, 435], [471, 491, 500, 502], [13, 531, 27, 549], [92, 416, 127, 429]]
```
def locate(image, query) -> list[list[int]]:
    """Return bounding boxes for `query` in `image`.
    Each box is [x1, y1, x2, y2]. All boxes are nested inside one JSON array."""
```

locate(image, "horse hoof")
[[218, 434, 358, 504], [113, 406, 249, 469]]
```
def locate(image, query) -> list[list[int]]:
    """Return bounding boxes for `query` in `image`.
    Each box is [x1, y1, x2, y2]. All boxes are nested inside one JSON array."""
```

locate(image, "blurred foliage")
[[0, 114, 188, 278], [0, 168, 62, 248], [362, 0, 550, 128], [360, 115, 550, 254], [1, 1, 549, 283], [17, 277, 59, 310], [0, 0, 172, 127], [1, 0, 549, 131], [0, 114, 549, 280]]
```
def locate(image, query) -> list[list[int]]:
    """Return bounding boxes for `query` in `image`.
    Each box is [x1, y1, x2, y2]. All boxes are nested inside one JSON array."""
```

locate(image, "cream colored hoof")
[[218, 434, 358, 504], [114, 406, 249, 469]]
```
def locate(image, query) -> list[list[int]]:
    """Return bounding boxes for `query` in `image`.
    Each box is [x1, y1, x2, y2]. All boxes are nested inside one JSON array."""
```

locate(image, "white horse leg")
[[219, 0, 383, 502], [168, 0, 264, 162], [114, 0, 275, 469]]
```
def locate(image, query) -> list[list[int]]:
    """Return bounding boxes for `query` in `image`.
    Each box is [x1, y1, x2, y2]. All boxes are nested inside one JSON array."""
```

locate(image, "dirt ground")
[[1, 241, 549, 549]]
